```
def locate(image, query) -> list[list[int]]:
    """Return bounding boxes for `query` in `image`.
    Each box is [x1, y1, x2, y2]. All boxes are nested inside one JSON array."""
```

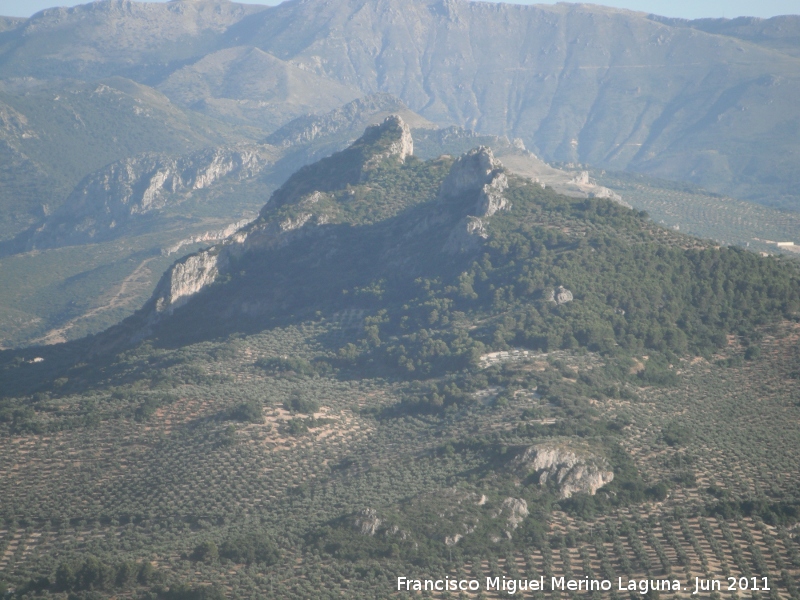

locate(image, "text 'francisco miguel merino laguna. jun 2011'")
[[397, 575, 772, 595]]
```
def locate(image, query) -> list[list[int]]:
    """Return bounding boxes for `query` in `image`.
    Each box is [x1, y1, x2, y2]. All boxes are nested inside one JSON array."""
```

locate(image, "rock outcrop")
[[548, 286, 574, 305], [20, 144, 274, 249], [359, 115, 413, 169], [439, 146, 507, 208], [353, 508, 382, 536], [162, 218, 253, 256], [153, 250, 226, 315], [500, 497, 529, 529], [513, 444, 614, 499], [440, 147, 510, 254]]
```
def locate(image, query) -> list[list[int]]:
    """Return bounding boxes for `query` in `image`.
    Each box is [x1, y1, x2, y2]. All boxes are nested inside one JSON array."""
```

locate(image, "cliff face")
[[514, 444, 614, 499], [441, 147, 510, 254], [153, 250, 227, 315], [19, 145, 275, 250], [360, 115, 414, 168]]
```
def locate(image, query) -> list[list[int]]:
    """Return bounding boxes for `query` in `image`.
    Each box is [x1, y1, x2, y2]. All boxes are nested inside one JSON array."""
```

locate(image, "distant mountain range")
[[0, 0, 798, 217]]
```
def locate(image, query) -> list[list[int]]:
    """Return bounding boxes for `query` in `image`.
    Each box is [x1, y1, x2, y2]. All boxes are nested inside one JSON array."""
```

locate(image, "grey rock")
[[514, 443, 614, 499], [442, 147, 510, 217], [442, 216, 487, 255], [24, 144, 275, 249], [439, 146, 503, 204], [353, 508, 382, 536], [153, 248, 227, 316], [440, 147, 510, 255], [548, 286, 574, 305], [501, 497, 529, 530], [360, 115, 414, 169]]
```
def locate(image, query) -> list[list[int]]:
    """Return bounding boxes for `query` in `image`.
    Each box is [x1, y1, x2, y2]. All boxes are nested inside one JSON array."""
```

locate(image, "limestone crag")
[[162, 218, 254, 256], [500, 497, 528, 530], [442, 215, 487, 254], [23, 144, 274, 249], [353, 508, 382, 536], [548, 286, 574, 305], [478, 170, 510, 217], [153, 250, 227, 315], [360, 115, 413, 170], [439, 146, 504, 205], [514, 444, 614, 499], [440, 147, 510, 254]]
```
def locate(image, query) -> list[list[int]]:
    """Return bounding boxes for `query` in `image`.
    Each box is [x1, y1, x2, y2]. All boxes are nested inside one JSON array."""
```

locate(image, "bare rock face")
[[489, 497, 528, 540], [548, 285, 574, 305], [478, 170, 510, 217], [501, 497, 529, 529], [361, 115, 413, 168], [589, 186, 629, 207], [24, 144, 274, 249], [514, 444, 614, 499], [439, 146, 505, 208], [440, 147, 510, 254], [442, 215, 487, 254], [353, 508, 382, 536], [153, 249, 227, 315]]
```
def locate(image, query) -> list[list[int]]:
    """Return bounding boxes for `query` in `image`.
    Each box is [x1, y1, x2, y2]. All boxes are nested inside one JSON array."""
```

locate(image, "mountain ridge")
[[1, 0, 799, 208]]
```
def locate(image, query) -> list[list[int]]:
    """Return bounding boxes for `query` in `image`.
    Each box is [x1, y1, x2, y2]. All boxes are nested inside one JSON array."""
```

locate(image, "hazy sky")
[[0, 0, 798, 20]]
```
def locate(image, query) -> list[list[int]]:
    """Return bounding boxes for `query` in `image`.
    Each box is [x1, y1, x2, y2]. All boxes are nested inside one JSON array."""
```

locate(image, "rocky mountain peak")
[[440, 147, 510, 254], [265, 114, 414, 211], [439, 147, 502, 200], [356, 114, 413, 165], [265, 94, 416, 148], [439, 146, 510, 220]]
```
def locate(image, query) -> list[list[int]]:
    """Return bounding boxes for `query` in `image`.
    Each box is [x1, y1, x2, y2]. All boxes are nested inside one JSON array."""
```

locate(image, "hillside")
[[0, 76, 261, 239], [1, 119, 798, 598], [156, 46, 362, 130], [0, 2, 799, 596], [0, 0, 267, 81], [650, 14, 800, 58]]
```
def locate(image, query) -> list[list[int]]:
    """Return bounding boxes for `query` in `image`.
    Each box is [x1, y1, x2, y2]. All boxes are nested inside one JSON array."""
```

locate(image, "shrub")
[[285, 396, 320, 414], [190, 541, 218, 563], [219, 533, 280, 565], [225, 401, 262, 423]]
